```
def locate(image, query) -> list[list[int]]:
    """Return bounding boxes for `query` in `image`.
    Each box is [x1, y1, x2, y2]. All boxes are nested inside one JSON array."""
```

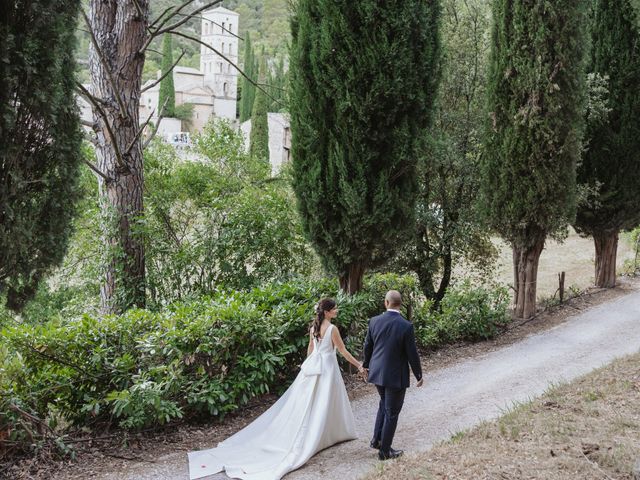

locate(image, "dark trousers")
[[372, 385, 406, 452]]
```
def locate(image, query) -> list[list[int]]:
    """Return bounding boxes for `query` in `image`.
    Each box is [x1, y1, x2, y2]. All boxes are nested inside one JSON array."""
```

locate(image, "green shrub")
[[0, 274, 416, 450], [415, 281, 510, 348], [0, 274, 510, 459]]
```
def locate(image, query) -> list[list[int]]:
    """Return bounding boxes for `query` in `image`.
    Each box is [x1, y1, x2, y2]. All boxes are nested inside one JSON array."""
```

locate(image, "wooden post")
[[559, 271, 565, 303]]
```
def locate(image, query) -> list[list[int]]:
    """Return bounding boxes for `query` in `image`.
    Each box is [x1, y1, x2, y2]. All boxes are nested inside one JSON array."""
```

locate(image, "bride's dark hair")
[[311, 298, 336, 339]]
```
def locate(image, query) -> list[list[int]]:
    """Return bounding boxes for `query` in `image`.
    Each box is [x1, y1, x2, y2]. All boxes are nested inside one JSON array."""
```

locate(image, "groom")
[[362, 290, 424, 460]]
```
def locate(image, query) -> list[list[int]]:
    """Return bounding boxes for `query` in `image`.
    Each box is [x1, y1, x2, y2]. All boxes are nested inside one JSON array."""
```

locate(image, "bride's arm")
[[331, 326, 364, 372], [307, 329, 314, 357]]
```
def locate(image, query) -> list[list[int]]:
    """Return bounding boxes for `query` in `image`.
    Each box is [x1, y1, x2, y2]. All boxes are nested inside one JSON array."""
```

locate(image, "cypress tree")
[[574, 0, 640, 288], [290, 0, 441, 294], [0, 0, 83, 310], [239, 32, 256, 123], [482, 0, 588, 318], [250, 61, 270, 164], [158, 33, 176, 117]]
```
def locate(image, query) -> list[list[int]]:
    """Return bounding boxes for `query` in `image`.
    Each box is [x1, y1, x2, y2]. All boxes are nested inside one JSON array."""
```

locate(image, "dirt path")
[[63, 286, 640, 480]]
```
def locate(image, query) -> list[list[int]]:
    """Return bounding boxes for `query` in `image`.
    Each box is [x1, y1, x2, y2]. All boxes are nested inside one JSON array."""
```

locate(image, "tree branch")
[[168, 30, 285, 110], [151, 0, 222, 39], [81, 9, 129, 119], [126, 101, 162, 155], [151, 0, 196, 33], [141, 50, 186, 93], [84, 159, 112, 182], [149, 5, 178, 32], [76, 82, 128, 174], [80, 118, 97, 128], [142, 98, 169, 150], [207, 19, 244, 41], [131, 0, 145, 21]]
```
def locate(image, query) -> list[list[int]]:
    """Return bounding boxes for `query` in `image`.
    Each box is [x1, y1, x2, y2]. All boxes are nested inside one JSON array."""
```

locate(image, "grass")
[[493, 228, 636, 300], [362, 352, 640, 480]]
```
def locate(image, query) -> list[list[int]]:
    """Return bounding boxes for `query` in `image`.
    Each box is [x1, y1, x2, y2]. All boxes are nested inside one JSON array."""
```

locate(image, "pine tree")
[[482, 0, 588, 318], [290, 0, 441, 294], [239, 32, 256, 123], [158, 33, 176, 118], [573, 0, 640, 288], [250, 61, 270, 164], [0, 0, 83, 310]]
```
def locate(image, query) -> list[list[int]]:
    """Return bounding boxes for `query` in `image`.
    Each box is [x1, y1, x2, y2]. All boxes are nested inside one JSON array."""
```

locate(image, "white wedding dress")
[[188, 324, 357, 480]]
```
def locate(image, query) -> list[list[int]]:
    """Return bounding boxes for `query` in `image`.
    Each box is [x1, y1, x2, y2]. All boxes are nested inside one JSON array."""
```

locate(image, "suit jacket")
[[362, 310, 422, 389]]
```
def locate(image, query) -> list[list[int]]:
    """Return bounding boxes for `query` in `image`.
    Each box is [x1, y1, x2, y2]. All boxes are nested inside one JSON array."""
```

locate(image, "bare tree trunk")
[[512, 236, 545, 319], [89, 0, 148, 314], [434, 247, 452, 308], [339, 262, 366, 295], [593, 229, 618, 288]]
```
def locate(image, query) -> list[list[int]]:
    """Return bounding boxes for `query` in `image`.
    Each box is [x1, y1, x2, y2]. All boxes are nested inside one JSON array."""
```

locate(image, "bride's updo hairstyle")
[[312, 298, 336, 339]]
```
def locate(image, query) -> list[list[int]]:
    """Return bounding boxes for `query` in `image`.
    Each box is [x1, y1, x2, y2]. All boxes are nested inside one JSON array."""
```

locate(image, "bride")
[[188, 298, 365, 480]]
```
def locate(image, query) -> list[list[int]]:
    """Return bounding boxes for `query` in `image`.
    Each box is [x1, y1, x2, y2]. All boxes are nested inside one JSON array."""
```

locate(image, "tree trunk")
[[593, 229, 618, 288], [339, 262, 366, 295], [89, 0, 148, 314], [434, 247, 452, 309], [512, 236, 545, 319]]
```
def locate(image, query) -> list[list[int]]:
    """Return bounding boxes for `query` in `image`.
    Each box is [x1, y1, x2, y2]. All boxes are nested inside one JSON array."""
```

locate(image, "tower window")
[[222, 22, 225, 33], [223, 82, 228, 95], [229, 24, 233, 34]]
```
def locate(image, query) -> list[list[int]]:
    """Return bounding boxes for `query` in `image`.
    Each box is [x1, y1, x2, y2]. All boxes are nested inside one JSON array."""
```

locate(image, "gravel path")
[[94, 291, 640, 480]]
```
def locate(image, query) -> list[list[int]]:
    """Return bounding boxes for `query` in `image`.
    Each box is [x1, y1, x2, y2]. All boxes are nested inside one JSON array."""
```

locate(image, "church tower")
[[200, 7, 239, 120]]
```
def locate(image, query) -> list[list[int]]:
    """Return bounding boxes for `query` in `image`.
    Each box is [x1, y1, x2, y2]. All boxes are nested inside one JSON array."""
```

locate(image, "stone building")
[[240, 113, 292, 175], [137, 6, 240, 139]]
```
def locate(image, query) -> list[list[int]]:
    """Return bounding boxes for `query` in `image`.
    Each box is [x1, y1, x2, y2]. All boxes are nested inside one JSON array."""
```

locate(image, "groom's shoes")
[[378, 448, 404, 461], [370, 440, 381, 450]]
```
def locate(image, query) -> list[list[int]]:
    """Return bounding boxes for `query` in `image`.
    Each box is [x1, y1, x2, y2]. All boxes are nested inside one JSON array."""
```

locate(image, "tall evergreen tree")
[[267, 55, 288, 112], [290, 0, 441, 294], [250, 61, 270, 163], [0, 0, 83, 310], [574, 0, 640, 288], [482, 0, 588, 318], [239, 32, 256, 122], [158, 33, 176, 118]]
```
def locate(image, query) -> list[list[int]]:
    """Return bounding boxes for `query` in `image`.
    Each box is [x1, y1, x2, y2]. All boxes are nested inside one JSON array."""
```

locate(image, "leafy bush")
[[0, 274, 413, 448], [415, 281, 510, 348], [1, 274, 510, 459], [142, 120, 320, 306]]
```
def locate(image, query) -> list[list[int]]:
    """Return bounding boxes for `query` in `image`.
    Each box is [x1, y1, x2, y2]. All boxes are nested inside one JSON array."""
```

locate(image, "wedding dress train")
[[188, 324, 357, 480]]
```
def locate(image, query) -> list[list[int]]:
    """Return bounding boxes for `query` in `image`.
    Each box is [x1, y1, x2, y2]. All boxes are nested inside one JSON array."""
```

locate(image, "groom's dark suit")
[[362, 309, 422, 454]]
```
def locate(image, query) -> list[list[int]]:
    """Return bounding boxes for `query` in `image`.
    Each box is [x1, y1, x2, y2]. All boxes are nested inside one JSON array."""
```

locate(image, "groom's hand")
[[416, 378, 424, 388]]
